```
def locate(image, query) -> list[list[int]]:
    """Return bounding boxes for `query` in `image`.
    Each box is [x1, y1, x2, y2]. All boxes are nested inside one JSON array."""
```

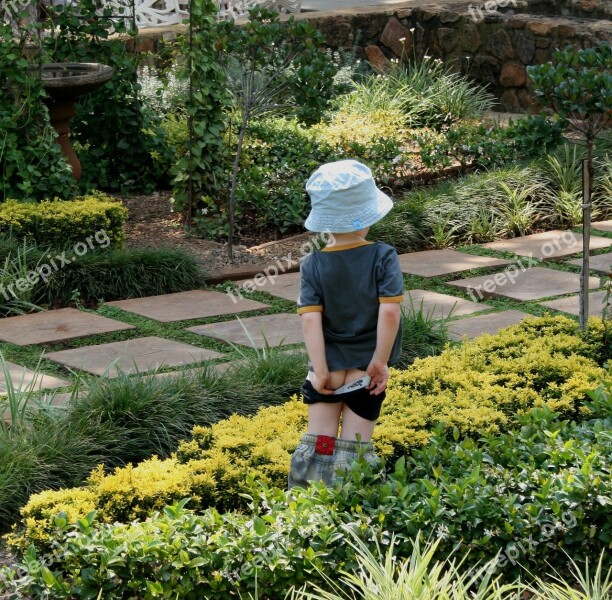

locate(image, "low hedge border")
[[0, 194, 128, 250], [8, 315, 607, 551]]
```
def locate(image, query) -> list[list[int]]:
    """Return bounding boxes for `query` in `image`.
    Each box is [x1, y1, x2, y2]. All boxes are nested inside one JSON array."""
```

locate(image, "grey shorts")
[[288, 433, 379, 489]]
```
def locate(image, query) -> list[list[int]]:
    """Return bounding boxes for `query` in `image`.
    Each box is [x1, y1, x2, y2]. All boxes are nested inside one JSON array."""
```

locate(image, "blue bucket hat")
[[304, 160, 394, 233]]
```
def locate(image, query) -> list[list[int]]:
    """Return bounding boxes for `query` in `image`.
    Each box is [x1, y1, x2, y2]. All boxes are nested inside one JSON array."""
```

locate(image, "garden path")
[[0, 224, 610, 405]]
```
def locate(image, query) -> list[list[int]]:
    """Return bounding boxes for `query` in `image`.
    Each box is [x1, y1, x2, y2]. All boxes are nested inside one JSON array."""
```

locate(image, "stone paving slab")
[[592, 220, 612, 233], [235, 272, 301, 302], [482, 230, 612, 260], [46, 336, 224, 377], [187, 314, 303, 349], [448, 267, 601, 302], [0, 308, 134, 346], [107, 290, 270, 323], [540, 291, 609, 318], [448, 310, 531, 341], [397, 249, 510, 278], [403, 289, 489, 320], [0, 361, 69, 394], [567, 252, 612, 275]]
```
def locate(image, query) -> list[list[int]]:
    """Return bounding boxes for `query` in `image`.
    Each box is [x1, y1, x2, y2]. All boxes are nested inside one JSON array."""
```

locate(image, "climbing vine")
[[171, 0, 230, 220]]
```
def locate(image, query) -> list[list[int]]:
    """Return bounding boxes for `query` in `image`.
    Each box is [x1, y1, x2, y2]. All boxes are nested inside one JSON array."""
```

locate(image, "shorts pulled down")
[[301, 379, 385, 421], [288, 433, 380, 489]]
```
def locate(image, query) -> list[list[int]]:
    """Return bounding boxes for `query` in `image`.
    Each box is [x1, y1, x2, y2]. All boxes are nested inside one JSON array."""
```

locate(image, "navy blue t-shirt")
[[297, 241, 404, 371]]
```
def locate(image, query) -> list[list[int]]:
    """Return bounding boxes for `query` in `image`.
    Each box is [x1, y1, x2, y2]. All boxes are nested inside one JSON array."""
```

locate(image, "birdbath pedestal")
[[40, 63, 113, 180]]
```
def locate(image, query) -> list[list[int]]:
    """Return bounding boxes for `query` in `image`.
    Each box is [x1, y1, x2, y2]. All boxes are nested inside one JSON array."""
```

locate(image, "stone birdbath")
[[39, 62, 113, 180]]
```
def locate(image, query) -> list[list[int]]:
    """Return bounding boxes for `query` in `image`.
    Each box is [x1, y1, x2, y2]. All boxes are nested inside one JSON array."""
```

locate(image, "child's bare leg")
[[307, 402, 343, 437], [340, 404, 376, 441]]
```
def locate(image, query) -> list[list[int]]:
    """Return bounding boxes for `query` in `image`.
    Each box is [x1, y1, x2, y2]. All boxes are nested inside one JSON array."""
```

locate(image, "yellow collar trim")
[[322, 241, 373, 252]]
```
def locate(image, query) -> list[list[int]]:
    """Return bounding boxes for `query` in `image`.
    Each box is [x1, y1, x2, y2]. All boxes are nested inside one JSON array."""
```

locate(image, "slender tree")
[[528, 45, 612, 329]]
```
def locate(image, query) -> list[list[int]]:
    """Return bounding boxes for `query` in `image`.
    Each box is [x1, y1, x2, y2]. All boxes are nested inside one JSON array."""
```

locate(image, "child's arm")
[[367, 303, 401, 395], [301, 312, 335, 395]]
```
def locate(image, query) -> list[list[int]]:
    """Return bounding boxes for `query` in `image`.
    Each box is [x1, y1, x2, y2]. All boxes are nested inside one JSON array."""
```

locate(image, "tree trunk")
[[579, 153, 592, 331], [228, 107, 250, 261]]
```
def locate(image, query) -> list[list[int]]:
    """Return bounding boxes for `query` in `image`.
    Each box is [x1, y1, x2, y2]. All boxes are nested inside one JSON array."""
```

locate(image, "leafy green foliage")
[[171, 0, 230, 219], [42, 0, 174, 193], [372, 150, 611, 249], [2, 392, 610, 596], [527, 44, 611, 137], [203, 7, 339, 255], [417, 115, 566, 172], [0, 25, 76, 202]]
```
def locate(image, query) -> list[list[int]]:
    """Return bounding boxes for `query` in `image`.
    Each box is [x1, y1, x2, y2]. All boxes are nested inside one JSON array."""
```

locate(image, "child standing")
[[288, 159, 403, 489]]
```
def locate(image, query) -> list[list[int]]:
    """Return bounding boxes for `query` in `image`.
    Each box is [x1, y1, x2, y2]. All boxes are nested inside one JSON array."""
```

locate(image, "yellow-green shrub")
[[0, 194, 128, 249], [9, 315, 607, 551], [312, 107, 412, 181]]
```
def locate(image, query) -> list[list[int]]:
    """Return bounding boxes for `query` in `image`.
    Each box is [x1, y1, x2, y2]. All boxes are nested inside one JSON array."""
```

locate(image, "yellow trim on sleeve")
[[379, 295, 404, 303], [297, 305, 324, 315]]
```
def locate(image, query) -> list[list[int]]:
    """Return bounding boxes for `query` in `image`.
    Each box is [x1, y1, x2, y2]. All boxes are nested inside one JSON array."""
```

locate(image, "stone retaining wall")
[[131, 0, 612, 112]]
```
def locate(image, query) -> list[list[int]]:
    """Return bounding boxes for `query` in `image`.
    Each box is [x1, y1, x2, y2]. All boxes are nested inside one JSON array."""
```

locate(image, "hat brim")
[[305, 189, 394, 233]]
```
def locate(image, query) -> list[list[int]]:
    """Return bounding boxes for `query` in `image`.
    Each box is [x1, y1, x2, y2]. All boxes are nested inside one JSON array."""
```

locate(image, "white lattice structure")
[[112, 0, 301, 27], [217, 0, 301, 21]]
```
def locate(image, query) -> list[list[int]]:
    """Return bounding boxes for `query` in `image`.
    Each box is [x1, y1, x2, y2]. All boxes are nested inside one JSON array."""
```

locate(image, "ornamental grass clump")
[[9, 316, 607, 550]]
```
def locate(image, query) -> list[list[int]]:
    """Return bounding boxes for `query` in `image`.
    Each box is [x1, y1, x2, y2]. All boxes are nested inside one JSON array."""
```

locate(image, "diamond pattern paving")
[[567, 252, 612, 275], [107, 290, 269, 323], [448, 310, 530, 341], [46, 336, 224, 377], [235, 271, 301, 302], [448, 267, 601, 302], [0, 308, 134, 346], [397, 249, 510, 278], [188, 313, 303, 348], [540, 291, 609, 318], [403, 289, 489, 320], [592, 220, 612, 233], [482, 230, 612, 260], [0, 361, 69, 394]]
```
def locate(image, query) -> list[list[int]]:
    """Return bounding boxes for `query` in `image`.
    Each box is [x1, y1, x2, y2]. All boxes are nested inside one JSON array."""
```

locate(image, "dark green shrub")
[[41, 247, 203, 305], [416, 116, 564, 172], [0, 196, 127, 250], [0, 25, 76, 202], [199, 118, 331, 238]]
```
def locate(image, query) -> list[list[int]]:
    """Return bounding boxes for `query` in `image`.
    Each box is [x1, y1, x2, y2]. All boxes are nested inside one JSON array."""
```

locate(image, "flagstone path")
[[0, 228, 610, 402]]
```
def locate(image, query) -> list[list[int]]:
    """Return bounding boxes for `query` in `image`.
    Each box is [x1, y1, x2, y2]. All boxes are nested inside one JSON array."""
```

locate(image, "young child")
[[288, 159, 403, 489]]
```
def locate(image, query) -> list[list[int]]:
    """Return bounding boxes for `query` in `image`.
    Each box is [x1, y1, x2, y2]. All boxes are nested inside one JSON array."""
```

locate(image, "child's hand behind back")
[[366, 359, 389, 395]]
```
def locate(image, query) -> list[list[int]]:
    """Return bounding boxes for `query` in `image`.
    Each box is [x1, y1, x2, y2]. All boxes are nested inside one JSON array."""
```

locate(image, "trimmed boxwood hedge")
[[0, 195, 127, 250]]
